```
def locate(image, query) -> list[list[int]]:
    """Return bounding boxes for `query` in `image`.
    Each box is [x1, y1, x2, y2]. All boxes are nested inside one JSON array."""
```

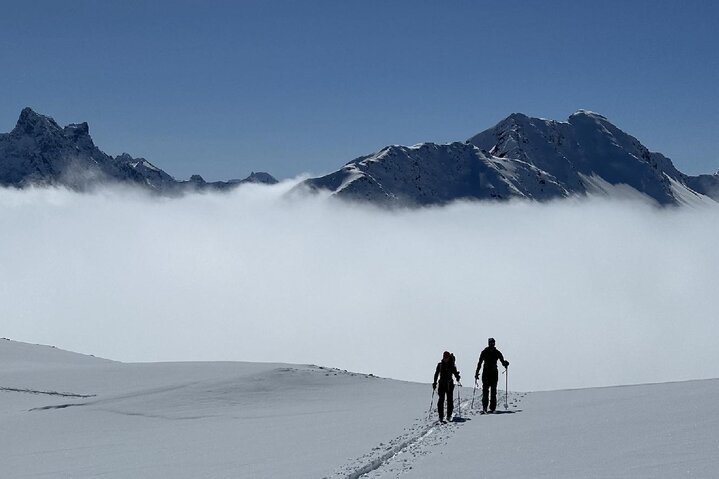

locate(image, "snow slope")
[[372, 382, 719, 479], [0, 339, 430, 478], [1, 339, 717, 478]]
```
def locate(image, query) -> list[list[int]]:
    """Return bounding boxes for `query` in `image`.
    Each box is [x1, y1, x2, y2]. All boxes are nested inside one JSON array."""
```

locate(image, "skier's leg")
[[447, 383, 454, 419], [490, 382, 497, 411], [481, 378, 490, 411], [490, 369, 498, 411], [437, 383, 446, 420]]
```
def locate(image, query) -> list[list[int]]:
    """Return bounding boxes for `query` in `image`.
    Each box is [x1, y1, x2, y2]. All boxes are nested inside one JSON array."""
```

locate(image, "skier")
[[433, 351, 461, 422], [474, 338, 509, 413]]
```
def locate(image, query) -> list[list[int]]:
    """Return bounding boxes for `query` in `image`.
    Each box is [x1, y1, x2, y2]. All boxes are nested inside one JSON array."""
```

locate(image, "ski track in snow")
[[0, 386, 96, 398], [330, 389, 526, 479]]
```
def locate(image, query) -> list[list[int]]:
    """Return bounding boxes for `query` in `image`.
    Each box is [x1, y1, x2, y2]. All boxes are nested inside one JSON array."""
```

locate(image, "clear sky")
[[1, 0, 717, 180]]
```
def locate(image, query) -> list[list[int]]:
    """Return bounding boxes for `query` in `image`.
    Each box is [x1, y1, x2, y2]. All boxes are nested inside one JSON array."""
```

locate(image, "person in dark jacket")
[[474, 338, 509, 413], [433, 351, 461, 422]]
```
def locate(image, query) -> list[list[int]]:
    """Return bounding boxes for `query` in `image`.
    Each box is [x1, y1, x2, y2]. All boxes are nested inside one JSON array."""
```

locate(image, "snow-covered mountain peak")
[[0, 108, 277, 192], [569, 109, 608, 120], [301, 110, 719, 206], [567, 110, 616, 133], [12, 107, 62, 136], [491, 112, 534, 131]]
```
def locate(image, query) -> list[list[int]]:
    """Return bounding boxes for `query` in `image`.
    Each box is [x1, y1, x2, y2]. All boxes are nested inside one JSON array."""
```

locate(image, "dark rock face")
[[114, 153, 177, 191], [0, 108, 148, 190], [241, 172, 278, 185], [300, 110, 719, 206], [0, 108, 277, 193], [301, 142, 565, 206]]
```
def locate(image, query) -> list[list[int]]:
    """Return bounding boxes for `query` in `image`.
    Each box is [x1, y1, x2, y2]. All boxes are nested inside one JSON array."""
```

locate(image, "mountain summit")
[[13, 107, 64, 136], [300, 111, 719, 206], [0, 108, 277, 192], [1, 108, 151, 189]]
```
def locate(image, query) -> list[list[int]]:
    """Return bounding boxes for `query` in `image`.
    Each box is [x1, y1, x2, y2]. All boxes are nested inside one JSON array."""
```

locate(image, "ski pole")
[[457, 383, 462, 418], [471, 379, 477, 409], [427, 388, 435, 420], [504, 366, 509, 410]]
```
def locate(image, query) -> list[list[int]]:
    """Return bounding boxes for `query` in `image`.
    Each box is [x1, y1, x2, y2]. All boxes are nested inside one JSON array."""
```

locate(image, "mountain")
[[299, 110, 719, 206], [0, 108, 277, 192], [0, 108, 151, 190], [183, 171, 279, 191], [5, 107, 716, 204]]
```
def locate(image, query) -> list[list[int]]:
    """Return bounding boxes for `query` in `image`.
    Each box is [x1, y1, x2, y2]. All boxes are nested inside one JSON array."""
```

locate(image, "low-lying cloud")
[[1, 182, 718, 391]]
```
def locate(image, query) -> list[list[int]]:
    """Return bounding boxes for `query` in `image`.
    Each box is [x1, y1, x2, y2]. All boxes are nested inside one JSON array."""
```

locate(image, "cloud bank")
[[1, 183, 718, 391]]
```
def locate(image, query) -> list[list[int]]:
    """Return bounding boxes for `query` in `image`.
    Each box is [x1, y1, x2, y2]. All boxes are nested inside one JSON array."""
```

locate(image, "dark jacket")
[[475, 346, 507, 378], [434, 357, 460, 387]]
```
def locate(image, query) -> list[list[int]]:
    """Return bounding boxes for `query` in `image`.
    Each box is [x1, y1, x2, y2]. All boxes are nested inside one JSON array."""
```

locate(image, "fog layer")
[[1, 184, 717, 391]]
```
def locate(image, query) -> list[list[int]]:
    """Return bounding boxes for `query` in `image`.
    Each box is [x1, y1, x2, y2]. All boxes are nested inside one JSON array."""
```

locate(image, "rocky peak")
[[1, 107, 277, 193], [243, 172, 278, 184], [12, 107, 62, 136], [505, 112, 530, 124], [63, 122, 90, 139], [492, 112, 531, 135]]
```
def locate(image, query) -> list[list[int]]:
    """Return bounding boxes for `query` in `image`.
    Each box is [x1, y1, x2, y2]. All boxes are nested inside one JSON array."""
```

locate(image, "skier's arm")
[[433, 363, 440, 389], [454, 365, 461, 382], [498, 350, 509, 368], [475, 352, 485, 379]]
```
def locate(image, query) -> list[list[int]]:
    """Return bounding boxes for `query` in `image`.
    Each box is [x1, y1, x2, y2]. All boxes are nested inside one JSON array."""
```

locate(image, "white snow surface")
[[578, 173, 657, 203], [2, 339, 717, 478]]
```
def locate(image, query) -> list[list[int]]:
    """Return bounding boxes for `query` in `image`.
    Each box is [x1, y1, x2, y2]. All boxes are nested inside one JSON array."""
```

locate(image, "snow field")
[[2, 340, 718, 478]]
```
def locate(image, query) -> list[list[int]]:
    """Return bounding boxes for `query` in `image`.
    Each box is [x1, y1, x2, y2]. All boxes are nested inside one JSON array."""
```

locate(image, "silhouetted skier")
[[475, 338, 509, 413], [433, 351, 461, 422]]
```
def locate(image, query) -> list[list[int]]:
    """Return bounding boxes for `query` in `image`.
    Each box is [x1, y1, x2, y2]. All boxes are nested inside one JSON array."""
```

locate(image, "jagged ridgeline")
[[298, 110, 719, 206], [2, 108, 718, 205], [0, 108, 277, 193]]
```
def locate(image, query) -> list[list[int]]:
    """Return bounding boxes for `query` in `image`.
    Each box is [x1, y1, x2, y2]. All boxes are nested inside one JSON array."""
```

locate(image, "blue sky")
[[1, 0, 717, 180]]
